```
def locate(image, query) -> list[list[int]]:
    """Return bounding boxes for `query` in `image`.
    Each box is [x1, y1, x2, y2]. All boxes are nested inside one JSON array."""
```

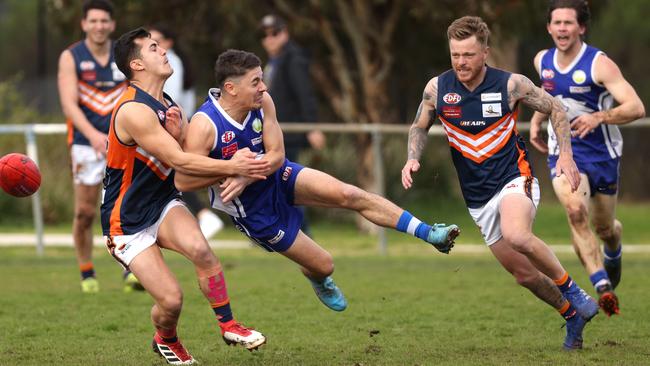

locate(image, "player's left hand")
[[570, 113, 601, 139], [401, 159, 420, 190], [164, 106, 185, 143], [555, 153, 580, 192], [220, 175, 253, 203]]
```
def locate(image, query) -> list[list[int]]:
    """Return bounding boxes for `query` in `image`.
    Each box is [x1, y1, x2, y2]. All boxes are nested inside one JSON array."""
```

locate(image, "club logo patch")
[[541, 68, 555, 79], [252, 118, 263, 133], [80, 61, 95, 71], [221, 131, 235, 143], [572, 70, 587, 84], [443, 93, 462, 104], [482, 103, 502, 117]]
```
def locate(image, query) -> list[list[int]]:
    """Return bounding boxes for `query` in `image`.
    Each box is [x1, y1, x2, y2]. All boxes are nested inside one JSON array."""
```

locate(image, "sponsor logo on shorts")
[[442, 106, 462, 118], [221, 131, 235, 143], [222, 143, 238, 158], [119, 243, 131, 255], [443, 93, 462, 104], [541, 68, 554, 79], [282, 166, 293, 181], [505, 183, 518, 189], [268, 230, 285, 245]]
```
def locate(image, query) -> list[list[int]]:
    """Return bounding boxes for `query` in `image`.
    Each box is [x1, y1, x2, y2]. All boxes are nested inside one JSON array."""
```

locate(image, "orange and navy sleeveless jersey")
[[100, 86, 180, 236], [437, 66, 532, 208], [66, 40, 127, 146]]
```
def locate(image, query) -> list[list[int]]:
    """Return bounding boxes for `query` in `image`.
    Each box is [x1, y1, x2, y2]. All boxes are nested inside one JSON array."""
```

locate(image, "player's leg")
[[156, 204, 265, 350], [280, 231, 347, 311], [293, 167, 459, 252], [72, 183, 100, 293], [499, 192, 598, 321], [127, 245, 195, 364], [183, 190, 224, 240], [489, 238, 587, 349], [591, 193, 622, 286]]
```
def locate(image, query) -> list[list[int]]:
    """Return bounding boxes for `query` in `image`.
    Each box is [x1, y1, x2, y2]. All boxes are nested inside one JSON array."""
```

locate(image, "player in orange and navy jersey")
[[401, 16, 599, 350], [101, 27, 270, 364], [56, 0, 133, 293]]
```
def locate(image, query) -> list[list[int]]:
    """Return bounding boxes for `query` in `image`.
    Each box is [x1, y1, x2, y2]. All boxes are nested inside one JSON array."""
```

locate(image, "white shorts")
[[106, 199, 187, 267], [71, 144, 106, 185], [468, 176, 540, 246]]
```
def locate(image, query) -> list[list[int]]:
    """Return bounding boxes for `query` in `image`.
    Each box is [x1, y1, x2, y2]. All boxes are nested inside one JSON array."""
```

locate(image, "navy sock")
[[604, 244, 622, 262]]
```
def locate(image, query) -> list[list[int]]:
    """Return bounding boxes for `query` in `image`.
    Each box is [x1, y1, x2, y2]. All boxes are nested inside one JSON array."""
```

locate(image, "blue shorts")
[[231, 160, 304, 252], [548, 156, 620, 196]]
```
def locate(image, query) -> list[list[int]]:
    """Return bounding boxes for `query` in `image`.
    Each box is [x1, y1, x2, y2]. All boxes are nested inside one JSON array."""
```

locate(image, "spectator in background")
[[259, 14, 325, 236], [148, 24, 224, 239]]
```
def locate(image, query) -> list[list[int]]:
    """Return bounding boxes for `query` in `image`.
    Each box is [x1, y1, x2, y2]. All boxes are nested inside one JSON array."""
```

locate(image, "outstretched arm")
[[402, 77, 438, 190], [571, 55, 645, 138], [116, 103, 269, 181], [508, 73, 580, 191]]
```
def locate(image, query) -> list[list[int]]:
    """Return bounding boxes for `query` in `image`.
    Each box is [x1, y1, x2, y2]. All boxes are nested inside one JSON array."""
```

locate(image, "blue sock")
[[396, 211, 432, 241], [589, 269, 610, 289], [604, 244, 622, 262]]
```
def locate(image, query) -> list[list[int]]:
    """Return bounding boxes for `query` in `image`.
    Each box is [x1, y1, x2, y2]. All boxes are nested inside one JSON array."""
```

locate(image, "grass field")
[[1, 245, 650, 365]]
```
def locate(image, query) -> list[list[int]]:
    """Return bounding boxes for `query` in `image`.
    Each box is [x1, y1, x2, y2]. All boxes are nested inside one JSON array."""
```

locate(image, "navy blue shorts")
[[548, 155, 620, 196], [231, 160, 304, 252]]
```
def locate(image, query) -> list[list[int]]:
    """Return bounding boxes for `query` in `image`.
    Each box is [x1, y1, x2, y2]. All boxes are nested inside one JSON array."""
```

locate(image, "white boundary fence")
[[1, 119, 649, 255]]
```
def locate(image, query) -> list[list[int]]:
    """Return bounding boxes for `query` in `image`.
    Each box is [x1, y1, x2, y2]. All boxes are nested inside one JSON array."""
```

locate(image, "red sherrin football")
[[0, 153, 42, 197]]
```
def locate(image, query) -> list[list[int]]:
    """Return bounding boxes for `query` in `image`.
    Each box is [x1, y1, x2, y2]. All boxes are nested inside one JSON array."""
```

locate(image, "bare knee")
[[565, 203, 589, 228], [339, 184, 365, 209], [188, 241, 217, 267], [502, 230, 536, 254], [74, 205, 96, 226], [594, 222, 616, 241], [310, 251, 335, 278], [159, 291, 183, 316]]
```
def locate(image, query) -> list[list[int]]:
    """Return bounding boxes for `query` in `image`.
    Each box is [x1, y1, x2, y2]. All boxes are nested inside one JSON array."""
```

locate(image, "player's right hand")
[[90, 131, 108, 158], [529, 121, 549, 154], [230, 148, 270, 179], [401, 159, 420, 190]]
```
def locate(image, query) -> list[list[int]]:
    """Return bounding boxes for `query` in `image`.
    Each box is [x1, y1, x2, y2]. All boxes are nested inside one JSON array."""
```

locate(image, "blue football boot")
[[308, 276, 347, 312], [563, 313, 587, 350], [426, 223, 460, 254], [564, 284, 599, 321]]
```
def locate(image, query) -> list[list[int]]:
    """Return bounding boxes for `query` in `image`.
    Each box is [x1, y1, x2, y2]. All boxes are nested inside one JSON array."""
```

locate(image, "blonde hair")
[[447, 16, 490, 47]]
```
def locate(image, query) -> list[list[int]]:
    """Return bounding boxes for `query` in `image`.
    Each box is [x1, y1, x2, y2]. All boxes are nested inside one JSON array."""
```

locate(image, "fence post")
[[371, 127, 387, 255], [25, 128, 45, 257]]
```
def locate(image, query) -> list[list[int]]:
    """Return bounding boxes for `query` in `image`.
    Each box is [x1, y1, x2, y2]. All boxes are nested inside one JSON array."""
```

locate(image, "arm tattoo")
[[509, 74, 572, 155], [408, 88, 438, 161]]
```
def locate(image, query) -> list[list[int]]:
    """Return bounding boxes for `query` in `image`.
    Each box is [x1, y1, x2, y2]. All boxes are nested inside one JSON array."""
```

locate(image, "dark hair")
[[547, 0, 590, 27], [148, 23, 194, 90], [82, 0, 114, 18], [214, 49, 261, 88], [114, 27, 150, 80], [447, 16, 490, 47]]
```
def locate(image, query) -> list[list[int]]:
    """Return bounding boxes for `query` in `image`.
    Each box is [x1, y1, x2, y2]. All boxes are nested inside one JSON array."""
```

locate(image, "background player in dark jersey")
[[175, 49, 459, 314], [401, 16, 598, 350], [529, 0, 645, 317], [56, 0, 139, 293], [105, 28, 270, 364]]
